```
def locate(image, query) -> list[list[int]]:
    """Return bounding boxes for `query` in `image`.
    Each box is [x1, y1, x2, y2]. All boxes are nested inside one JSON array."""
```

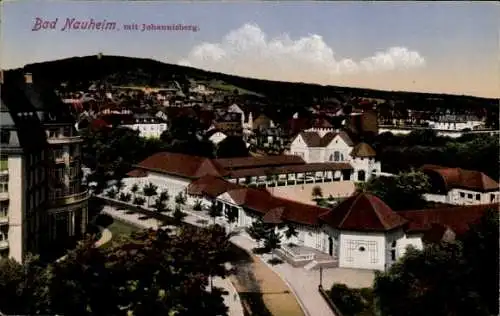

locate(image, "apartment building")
[[0, 71, 89, 262]]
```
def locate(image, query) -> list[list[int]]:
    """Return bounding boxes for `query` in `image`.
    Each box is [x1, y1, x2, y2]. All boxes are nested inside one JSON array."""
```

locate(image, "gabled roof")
[[295, 130, 354, 148], [421, 164, 499, 192], [129, 152, 227, 179], [350, 142, 377, 158], [186, 175, 240, 198], [319, 193, 408, 232]]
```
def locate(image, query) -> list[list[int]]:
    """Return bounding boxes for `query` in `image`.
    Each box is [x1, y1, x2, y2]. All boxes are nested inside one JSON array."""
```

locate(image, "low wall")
[[318, 285, 345, 316]]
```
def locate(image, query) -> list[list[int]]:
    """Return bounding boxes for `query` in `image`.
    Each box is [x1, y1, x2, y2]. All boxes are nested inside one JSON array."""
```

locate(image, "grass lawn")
[[107, 219, 140, 237]]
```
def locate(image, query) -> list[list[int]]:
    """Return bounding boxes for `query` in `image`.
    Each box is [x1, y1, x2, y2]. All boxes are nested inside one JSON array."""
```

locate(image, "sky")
[[1, 1, 499, 98]]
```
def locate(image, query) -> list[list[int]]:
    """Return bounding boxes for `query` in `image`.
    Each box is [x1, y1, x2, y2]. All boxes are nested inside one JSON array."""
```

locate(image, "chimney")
[[24, 73, 33, 84]]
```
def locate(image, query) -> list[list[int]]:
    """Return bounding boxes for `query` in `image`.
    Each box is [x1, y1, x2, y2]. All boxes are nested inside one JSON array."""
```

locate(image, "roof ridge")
[[338, 193, 364, 228]]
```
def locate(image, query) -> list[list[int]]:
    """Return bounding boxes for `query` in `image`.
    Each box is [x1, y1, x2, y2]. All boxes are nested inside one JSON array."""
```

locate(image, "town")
[[0, 52, 498, 316]]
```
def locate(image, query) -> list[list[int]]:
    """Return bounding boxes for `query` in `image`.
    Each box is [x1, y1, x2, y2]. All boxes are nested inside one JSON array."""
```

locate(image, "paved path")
[[94, 226, 112, 247], [102, 205, 244, 316]]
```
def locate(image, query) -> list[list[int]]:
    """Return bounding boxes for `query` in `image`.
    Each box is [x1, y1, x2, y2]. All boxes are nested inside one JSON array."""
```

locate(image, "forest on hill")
[[8, 54, 499, 112]]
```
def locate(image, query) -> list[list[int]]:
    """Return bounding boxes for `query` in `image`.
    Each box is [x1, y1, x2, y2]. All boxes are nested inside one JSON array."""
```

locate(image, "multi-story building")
[[0, 71, 89, 262]]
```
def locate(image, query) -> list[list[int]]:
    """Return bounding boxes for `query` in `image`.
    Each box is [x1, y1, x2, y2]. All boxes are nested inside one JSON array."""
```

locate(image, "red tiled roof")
[[421, 164, 499, 192], [319, 193, 408, 232], [187, 175, 240, 198], [133, 152, 227, 179], [399, 203, 499, 235], [350, 142, 377, 158], [126, 169, 148, 177], [265, 197, 329, 225]]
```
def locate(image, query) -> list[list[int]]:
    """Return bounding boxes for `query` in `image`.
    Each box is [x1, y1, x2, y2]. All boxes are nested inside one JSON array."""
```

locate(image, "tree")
[[152, 198, 166, 213], [173, 205, 187, 224], [208, 202, 222, 224], [360, 170, 431, 211], [373, 242, 491, 316], [175, 192, 186, 207], [246, 219, 272, 247], [460, 209, 499, 315], [216, 136, 249, 158], [133, 196, 146, 206], [193, 200, 203, 211], [263, 228, 282, 255], [329, 283, 366, 316], [118, 192, 132, 203], [142, 182, 158, 207], [105, 188, 117, 199], [224, 206, 239, 230], [0, 227, 234, 315], [311, 186, 323, 201], [284, 224, 298, 240], [158, 190, 170, 203], [114, 179, 125, 193], [130, 183, 139, 199]]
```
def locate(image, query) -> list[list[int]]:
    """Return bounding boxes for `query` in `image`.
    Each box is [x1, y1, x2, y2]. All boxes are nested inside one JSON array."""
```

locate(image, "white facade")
[[209, 131, 228, 145], [424, 188, 500, 206], [122, 122, 168, 139], [425, 120, 484, 131], [289, 133, 381, 182]]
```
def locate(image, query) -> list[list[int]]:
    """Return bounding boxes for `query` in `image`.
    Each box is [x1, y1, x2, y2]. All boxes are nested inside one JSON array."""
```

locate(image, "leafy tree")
[[216, 136, 249, 158], [0, 227, 234, 315], [224, 206, 239, 229], [246, 219, 272, 247], [208, 202, 222, 224], [329, 284, 366, 316], [193, 200, 203, 211], [360, 170, 431, 210], [158, 190, 170, 203], [152, 198, 166, 213], [175, 192, 186, 206], [311, 185, 323, 201], [460, 209, 499, 315], [263, 228, 282, 255], [173, 205, 187, 224], [142, 182, 158, 207], [130, 183, 140, 199], [133, 196, 146, 206], [118, 192, 132, 203], [374, 242, 490, 316], [105, 188, 117, 199], [284, 224, 298, 240], [114, 179, 125, 193]]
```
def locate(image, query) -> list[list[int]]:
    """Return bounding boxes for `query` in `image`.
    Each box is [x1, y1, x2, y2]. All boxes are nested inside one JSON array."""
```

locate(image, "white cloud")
[[178, 23, 425, 83]]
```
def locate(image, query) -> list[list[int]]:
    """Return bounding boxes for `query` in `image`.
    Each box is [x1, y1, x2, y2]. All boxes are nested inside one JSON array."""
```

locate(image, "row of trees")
[[0, 225, 236, 315]]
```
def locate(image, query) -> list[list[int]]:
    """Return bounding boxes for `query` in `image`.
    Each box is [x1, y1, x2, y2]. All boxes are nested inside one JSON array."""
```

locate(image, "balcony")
[[0, 240, 9, 250], [0, 216, 8, 225], [0, 192, 8, 201], [49, 190, 89, 208]]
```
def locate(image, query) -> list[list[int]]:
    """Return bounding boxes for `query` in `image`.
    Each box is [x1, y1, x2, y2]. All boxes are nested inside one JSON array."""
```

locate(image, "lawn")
[[107, 219, 140, 236]]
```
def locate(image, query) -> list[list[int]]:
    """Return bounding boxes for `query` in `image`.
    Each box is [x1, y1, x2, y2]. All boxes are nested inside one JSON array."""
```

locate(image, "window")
[[333, 151, 340, 162], [358, 170, 366, 182], [459, 192, 465, 198], [358, 246, 365, 252], [467, 194, 473, 199], [0, 181, 7, 193], [491, 194, 496, 203], [391, 241, 397, 261], [476, 194, 481, 201]]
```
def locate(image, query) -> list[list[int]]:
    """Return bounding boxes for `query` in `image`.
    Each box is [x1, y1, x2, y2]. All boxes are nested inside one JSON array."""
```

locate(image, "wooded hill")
[[10, 55, 499, 112]]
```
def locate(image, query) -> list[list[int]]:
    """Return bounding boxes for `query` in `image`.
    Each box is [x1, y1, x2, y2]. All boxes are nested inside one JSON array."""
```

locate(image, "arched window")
[[329, 154, 334, 161], [358, 170, 366, 182], [391, 241, 397, 261], [333, 151, 340, 162]]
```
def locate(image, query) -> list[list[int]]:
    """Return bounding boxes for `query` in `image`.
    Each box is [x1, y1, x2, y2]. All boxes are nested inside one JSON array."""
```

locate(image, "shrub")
[[193, 200, 203, 211], [133, 196, 146, 206], [118, 192, 132, 202], [329, 283, 365, 316]]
